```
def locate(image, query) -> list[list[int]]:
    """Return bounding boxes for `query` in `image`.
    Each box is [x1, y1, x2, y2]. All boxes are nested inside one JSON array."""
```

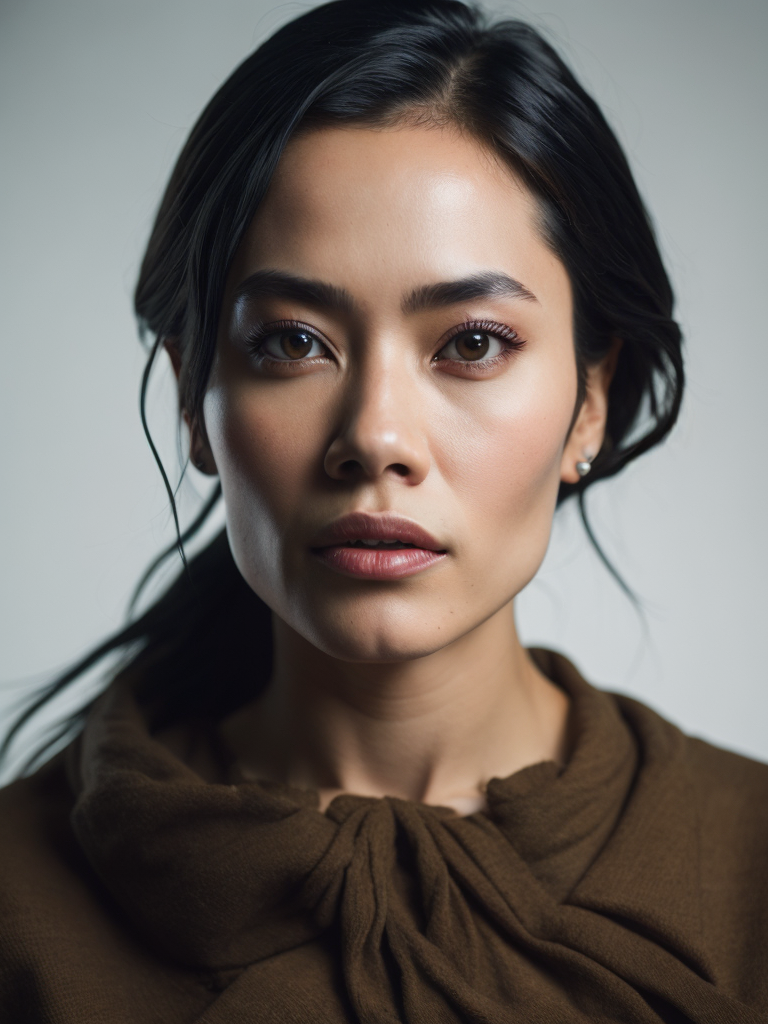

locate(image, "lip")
[[312, 512, 444, 551], [310, 512, 447, 580]]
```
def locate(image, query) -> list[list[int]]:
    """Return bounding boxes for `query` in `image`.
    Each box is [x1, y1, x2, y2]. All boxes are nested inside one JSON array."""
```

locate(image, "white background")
[[1, 0, 766, 778]]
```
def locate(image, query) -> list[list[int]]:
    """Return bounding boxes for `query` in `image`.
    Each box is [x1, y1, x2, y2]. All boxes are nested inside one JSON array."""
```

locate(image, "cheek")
[[444, 387, 572, 514], [202, 379, 335, 603], [204, 379, 328, 515], [435, 363, 576, 576]]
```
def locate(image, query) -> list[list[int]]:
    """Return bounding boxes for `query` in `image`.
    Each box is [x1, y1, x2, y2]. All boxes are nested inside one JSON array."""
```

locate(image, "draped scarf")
[[67, 650, 765, 1023]]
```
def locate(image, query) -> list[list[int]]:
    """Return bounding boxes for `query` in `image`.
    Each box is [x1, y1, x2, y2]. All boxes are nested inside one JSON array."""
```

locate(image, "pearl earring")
[[575, 454, 594, 478]]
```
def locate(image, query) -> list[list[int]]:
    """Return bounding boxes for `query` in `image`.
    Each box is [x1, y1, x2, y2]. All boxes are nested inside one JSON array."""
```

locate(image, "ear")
[[560, 338, 622, 485], [163, 337, 218, 476]]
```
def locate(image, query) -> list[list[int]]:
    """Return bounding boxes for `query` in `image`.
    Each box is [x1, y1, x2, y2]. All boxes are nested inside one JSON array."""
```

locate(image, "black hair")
[[2, 0, 683, 773]]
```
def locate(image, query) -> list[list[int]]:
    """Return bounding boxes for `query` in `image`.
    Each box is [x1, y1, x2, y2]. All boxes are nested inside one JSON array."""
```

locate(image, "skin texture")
[[168, 125, 616, 815]]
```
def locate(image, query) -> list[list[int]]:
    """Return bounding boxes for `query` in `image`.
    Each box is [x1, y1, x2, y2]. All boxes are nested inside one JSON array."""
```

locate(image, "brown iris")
[[453, 331, 491, 360], [268, 331, 313, 360], [279, 331, 314, 359]]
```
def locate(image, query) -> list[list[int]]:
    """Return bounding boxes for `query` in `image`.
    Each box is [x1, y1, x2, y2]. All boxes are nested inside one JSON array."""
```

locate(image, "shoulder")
[[683, 735, 768, 1000], [614, 690, 768, 831], [0, 753, 91, 952], [685, 731, 768, 821], [679, 731, 768, 895], [0, 755, 89, 1013], [0, 752, 207, 1021], [613, 692, 768, 999], [0, 753, 79, 885], [614, 690, 768, 853]]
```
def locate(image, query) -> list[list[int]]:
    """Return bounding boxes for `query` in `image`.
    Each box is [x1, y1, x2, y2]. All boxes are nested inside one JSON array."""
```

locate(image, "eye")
[[434, 322, 523, 364], [437, 330, 502, 362], [253, 326, 327, 361]]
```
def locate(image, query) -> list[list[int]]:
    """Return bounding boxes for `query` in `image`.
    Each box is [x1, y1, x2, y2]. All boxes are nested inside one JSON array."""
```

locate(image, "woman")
[[1, 1, 766, 1021]]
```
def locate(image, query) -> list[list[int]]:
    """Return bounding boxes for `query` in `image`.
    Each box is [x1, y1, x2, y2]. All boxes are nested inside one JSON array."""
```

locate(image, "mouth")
[[343, 539, 417, 549], [310, 512, 447, 580]]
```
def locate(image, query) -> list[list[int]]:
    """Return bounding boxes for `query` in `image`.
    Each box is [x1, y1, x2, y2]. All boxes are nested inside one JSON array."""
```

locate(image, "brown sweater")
[[1, 649, 767, 1023]]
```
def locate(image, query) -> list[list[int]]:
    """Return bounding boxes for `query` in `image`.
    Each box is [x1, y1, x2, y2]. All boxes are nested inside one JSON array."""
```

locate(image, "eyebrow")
[[234, 270, 356, 315], [233, 269, 537, 316], [402, 272, 538, 313]]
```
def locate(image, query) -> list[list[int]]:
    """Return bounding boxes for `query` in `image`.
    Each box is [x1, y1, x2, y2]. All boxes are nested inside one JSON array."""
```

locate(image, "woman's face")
[[202, 125, 599, 662]]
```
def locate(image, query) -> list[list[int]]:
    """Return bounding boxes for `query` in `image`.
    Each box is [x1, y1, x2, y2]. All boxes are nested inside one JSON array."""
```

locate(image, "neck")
[[221, 602, 570, 815]]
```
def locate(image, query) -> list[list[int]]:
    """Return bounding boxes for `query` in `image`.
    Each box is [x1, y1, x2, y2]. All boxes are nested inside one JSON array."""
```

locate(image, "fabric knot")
[[63, 650, 759, 1024]]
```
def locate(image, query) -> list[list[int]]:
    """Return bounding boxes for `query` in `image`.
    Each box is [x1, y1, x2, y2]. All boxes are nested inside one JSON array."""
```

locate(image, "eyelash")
[[244, 318, 527, 372], [435, 320, 526, 373], [245, 320, 330, 367]]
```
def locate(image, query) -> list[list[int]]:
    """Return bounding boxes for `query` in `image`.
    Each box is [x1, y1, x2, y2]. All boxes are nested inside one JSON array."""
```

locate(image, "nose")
[[324, 357, 431, 486]]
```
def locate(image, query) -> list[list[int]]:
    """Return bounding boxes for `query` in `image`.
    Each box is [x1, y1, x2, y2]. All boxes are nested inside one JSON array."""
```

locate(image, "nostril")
[[329, 457, 416, 481]]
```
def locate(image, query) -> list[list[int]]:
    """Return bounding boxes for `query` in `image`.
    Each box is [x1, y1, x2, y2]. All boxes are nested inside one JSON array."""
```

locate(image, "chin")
[[291, 597, 466, 664]]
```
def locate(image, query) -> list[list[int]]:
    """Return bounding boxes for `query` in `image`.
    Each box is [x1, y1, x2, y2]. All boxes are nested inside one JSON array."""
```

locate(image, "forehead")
[[228, 125, 569, 312]]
